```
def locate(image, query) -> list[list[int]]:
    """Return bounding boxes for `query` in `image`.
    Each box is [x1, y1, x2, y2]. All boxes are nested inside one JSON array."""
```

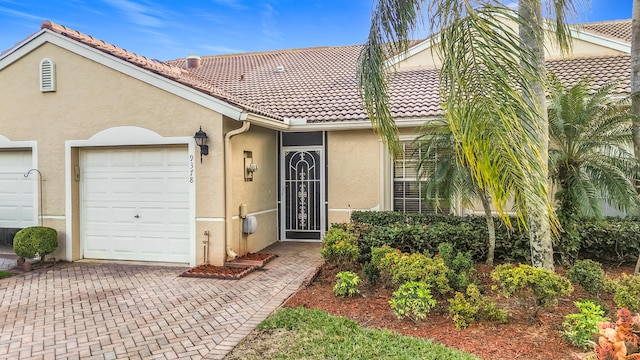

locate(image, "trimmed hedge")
[[350, 211, 640, 265], [13, 226, 58, 261]]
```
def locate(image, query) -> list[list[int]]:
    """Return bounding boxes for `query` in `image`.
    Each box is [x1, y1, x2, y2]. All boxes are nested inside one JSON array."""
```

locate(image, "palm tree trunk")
[[632, 0, 640, 160], [519, 0, 554, 271], [480, 191, 496, 266], [631, 0, 640, 276]]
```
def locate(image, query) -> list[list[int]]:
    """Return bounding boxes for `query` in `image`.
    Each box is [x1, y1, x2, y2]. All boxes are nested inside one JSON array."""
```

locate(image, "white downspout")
[[224, 121, 250, 260]]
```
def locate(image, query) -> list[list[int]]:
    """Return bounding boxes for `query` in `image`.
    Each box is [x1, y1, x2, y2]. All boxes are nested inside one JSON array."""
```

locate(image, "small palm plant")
[[415, 124, 498, 265], [548, 76, 640, 262]]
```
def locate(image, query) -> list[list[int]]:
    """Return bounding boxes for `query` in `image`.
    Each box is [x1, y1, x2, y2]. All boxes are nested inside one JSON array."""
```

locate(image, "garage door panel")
[[84, 234, 110, 252], [110, 236, 138, 253], [111, 178, 137, 195], [0, 206, 33, 224], [167, 208, 189, 224], [0, 150, 35, 228], [136, 207, 166, 225], [82, 147, 190, 263]]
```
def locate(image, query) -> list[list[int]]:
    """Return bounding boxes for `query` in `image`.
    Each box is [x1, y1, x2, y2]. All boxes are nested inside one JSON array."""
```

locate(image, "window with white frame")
[[393, 141, 448, 213]]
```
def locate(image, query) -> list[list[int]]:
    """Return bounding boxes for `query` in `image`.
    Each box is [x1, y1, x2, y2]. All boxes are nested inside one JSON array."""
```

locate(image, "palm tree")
[[518, 0, 583, 271], [548, 77, 640, 263], [631, 0, 640, 275], [632, 0, 640, 160], [415, 124, 498, 265], [359, 0, 584, 271]]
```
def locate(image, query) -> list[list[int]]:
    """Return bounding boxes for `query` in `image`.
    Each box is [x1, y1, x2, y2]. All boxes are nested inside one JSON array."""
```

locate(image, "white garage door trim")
[[66, 127, 197, 266], [0, 136, 38, 229]]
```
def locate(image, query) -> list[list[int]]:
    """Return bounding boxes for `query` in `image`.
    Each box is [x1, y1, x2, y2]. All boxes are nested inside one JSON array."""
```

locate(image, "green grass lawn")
[[226, 307, 480, 360], [0, 270, 14, 279]]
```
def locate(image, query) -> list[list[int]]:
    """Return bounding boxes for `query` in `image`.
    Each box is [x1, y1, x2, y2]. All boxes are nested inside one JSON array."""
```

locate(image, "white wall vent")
[[39, 58, 56, 92]]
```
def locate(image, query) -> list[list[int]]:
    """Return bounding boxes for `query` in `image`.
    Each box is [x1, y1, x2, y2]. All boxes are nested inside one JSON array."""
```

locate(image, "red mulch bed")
[[238, 253, 274, 261], [285, 262, 636, 360], [180, 264, 257, 279]]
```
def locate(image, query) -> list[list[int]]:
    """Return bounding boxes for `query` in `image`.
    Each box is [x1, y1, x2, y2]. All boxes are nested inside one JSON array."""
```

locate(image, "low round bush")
[[448, 284, 508, 329], [371, 246, 451, 294], [562, 300, 608, 349], [321, 225, 359, 269], [491, 263, 573, 308], [333, 271, 361, 298], [389, 281, 436, 322], [567, 259, 607, 295], [612, 274, 640, 313], [13, 226, 58, 261]]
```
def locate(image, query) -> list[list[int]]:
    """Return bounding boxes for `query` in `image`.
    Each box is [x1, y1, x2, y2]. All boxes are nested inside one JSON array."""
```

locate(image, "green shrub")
[[13, 226, 58, 261], [438, 242, 475, 291], [333, 271, 361, 298], [491, 264, 573, 309], [371, 246, 451, 294], [321, 225, 359, 269], [362, 261, 380, 285], [359, 223, 429, 263], [352, 211, 532, 263], [612, 274, 640, 313], [577, 218, 640, 264], [351, 211, 640, 265], [567, 259, 607, 296], [562, 300, 608, 349], [370, 245, 397, 268], [448, 284, 508, 329], [351, 211, 451, 226], [389, 281, 436, 322]]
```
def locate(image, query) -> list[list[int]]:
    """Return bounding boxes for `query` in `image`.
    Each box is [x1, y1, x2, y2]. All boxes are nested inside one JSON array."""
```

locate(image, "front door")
[[280, 146, 325, 241]]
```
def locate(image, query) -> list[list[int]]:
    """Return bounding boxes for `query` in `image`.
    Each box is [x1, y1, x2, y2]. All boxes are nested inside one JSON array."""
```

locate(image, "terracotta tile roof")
[[168, 50, 631, 122], [167, 46, 446, 122], [28, 20, 632, 124], [169, 46, 367, 122], [580, 19, 632, 43], [547, 55, 630, 95], [39, 20, 283, 120]]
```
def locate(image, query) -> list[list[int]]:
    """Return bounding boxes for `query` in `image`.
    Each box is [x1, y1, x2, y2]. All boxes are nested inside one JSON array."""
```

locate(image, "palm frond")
[[549, 77, 640, 218]]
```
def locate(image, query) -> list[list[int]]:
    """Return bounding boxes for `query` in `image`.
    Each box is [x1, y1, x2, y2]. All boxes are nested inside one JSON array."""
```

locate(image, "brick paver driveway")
[[0, 242, 322, 360]]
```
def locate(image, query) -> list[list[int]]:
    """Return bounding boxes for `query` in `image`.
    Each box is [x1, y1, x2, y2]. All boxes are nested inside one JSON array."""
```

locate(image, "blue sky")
[[0, 0, 634, 61]]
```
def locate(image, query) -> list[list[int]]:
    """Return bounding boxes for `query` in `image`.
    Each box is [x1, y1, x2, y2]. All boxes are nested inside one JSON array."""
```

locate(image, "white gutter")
[[245, 113, 289, 130], [224, 121, 251, 260]]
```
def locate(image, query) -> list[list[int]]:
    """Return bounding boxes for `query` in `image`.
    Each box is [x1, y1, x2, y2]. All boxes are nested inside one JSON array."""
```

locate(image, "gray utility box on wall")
[[243, 216, 257, 234]]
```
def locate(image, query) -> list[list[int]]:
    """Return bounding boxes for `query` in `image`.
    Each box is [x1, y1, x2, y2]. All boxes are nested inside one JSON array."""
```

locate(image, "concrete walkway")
[[0, 246, 18, 270], [0, 242, 322, 360]]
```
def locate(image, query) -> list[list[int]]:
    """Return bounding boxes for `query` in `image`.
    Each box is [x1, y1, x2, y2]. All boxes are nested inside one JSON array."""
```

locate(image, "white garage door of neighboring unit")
[[81, 147, 190, 263], [0, 150, 35, 228]]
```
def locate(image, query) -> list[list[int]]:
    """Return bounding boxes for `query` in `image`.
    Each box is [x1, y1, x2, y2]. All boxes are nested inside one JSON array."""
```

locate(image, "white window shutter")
[[40, 58, 56, 92]]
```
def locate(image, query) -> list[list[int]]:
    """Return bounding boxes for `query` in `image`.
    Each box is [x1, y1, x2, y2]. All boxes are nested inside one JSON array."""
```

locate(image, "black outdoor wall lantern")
[[194, 126, 209, 163]]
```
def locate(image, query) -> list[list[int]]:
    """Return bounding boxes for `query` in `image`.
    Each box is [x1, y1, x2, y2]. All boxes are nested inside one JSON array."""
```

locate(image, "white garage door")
[[0, 150, 35, 228], [81, 146, 190, 263]]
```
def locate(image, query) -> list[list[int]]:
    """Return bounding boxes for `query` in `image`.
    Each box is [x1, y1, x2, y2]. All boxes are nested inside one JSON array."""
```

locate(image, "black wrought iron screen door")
[[281, 147, 325, 241]]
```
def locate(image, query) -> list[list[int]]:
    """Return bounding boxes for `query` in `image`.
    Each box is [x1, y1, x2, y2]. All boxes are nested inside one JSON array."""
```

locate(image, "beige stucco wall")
[[327, 129, 382, 224], [395, 46, 442, 70], [0, 42, 231, 264], [545, 37, 626, 59], [222, 119, 279, 261]]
